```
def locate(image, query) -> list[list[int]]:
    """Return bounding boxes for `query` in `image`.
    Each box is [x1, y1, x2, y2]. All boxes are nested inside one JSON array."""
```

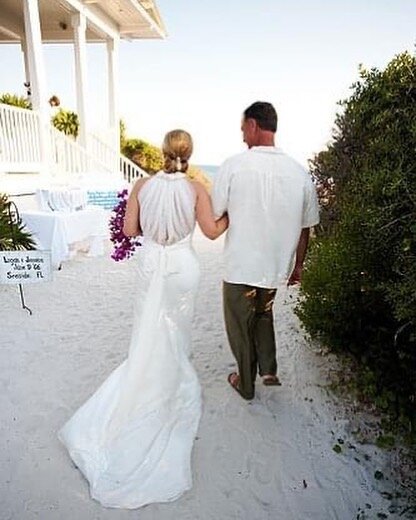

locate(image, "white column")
[[72, 12, 89, 148], [21, 40, 31, 99], [23, 0, 50, 173], [107, 37, 120, 154]]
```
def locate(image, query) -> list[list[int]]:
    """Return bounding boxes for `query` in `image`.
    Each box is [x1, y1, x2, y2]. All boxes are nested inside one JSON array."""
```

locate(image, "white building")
[[0, 0, 166, 194]]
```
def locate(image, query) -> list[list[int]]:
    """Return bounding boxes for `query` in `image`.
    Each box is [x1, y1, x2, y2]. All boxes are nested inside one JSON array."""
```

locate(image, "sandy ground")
[[0, 228, 410, 520]]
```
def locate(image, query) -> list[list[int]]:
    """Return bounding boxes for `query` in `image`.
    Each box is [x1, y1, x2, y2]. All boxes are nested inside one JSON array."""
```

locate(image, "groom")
[[212, 101, 320, 400]]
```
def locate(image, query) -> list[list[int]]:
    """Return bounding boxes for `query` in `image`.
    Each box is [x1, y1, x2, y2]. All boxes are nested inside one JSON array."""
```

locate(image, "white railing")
[[88, 131, 148, 183], [120, 154, 147, 183], [0, 103, 41, 172], [88, 132, 119, 172], [0, 103, 148, 183], [49, 127, 114, 177]]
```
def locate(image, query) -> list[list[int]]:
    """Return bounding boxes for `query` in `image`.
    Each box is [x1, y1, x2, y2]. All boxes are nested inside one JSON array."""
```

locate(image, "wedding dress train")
[[58, 172, 202, 508]]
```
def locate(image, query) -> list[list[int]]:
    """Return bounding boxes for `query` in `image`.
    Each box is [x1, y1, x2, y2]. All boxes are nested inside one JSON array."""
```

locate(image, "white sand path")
[[0, 229, 402, 519]]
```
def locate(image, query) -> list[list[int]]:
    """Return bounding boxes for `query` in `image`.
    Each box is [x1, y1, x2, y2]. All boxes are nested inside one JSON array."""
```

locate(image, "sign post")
[[1, 201, 52, 315]]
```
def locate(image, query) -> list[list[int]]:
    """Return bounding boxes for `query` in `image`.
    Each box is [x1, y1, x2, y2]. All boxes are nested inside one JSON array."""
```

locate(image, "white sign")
[[0, 251, 52, 284]]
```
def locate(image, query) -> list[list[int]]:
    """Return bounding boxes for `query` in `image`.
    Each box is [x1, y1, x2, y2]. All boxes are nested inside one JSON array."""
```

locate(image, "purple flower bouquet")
[[109, 189, 142, 261]]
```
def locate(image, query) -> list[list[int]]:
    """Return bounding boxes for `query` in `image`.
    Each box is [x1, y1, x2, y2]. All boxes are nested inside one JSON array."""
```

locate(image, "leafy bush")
[[122, 138, 163, 174], [296, 52, 416, 427], [0, 93, 32, 109], [0, 194, 36, 251], [51, 108, 79, 138]]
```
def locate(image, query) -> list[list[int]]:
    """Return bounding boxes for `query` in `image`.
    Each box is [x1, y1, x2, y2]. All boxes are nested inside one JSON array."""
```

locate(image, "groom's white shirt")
[[212, 146, 320, 288]]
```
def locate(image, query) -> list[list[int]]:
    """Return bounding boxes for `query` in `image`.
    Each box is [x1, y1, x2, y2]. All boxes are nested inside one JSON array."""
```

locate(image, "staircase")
[[0, 103, 147, 191]]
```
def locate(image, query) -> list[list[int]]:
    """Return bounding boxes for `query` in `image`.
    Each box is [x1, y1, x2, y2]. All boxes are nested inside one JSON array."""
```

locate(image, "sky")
[[0, 0, 415, 166]]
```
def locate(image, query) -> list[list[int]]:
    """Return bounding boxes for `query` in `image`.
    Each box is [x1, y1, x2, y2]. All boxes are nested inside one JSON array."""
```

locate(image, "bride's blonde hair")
[[162, 129, 193, 174]]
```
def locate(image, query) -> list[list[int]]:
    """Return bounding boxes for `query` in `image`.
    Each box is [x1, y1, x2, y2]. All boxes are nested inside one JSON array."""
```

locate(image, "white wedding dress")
[[58, 171, 202, 509]]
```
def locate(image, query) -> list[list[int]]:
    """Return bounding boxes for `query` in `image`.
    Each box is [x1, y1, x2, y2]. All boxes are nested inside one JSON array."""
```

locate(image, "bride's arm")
[[193, 181, 229, 240], [123, 179, 147, 237]]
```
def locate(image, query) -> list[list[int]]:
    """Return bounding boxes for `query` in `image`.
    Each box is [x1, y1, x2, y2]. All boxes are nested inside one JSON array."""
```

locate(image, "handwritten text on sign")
[[0, 251, 52, 284]]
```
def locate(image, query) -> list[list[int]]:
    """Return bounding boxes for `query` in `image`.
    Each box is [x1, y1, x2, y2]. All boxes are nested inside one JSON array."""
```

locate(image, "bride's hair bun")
[[162, 129, 193, 174]]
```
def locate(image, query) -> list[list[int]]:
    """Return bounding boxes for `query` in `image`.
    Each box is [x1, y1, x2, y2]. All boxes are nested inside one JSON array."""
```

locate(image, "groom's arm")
[[287, 228, 310, 286], [194, 182, 228, 240], [287, 177, 320, 285]]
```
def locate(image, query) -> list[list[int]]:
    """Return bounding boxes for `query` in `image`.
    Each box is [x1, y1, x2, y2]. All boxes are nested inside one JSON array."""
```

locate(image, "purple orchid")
[[109, 189, 141, 261]]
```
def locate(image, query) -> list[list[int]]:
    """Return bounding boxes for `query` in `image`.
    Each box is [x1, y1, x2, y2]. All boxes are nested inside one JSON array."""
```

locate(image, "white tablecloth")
[[36, 188, 88, 212], [20, 206, 108, 268]]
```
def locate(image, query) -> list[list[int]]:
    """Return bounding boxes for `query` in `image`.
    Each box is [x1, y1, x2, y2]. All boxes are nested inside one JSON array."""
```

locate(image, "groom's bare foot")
[[262, 375, 282, 386]]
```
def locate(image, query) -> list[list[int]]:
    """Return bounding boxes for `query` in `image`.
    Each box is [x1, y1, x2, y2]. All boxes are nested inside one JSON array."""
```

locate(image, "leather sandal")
[[227, 372, 253, 400], [262, 375, 282, 386]]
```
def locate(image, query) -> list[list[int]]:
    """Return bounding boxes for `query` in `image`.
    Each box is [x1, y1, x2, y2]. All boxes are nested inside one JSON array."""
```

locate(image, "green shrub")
[[0, 93, 32, 109], [0, 194, 36, 251], [121, 138, 163, 174], [51, 108, 79, 138], [296, 52, 416, 428]]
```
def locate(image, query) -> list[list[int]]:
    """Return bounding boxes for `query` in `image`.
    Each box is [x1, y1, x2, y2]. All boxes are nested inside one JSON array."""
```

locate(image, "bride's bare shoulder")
[[132, 177, 150, 195], [188, 179, 208, 196]]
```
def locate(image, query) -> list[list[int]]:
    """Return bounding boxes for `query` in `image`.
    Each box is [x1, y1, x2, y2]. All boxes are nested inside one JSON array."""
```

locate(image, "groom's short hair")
[[243, 101, 278, 132]]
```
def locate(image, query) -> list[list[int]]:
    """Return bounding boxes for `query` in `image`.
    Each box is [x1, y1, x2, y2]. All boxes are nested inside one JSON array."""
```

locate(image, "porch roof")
[[0, 0, 166, 43]]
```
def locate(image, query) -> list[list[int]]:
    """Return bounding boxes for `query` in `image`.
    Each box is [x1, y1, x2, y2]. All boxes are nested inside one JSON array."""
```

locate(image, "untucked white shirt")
[[212, 146, 320, 288]]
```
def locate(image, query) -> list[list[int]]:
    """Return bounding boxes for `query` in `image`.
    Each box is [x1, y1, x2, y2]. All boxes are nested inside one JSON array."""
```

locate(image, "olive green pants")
[[223, 282, 277, 400]]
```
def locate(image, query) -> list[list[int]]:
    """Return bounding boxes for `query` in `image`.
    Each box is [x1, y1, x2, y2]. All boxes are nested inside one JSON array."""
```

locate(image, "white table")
[[36, 188, 88, 212], [20, 206, 108, 268]]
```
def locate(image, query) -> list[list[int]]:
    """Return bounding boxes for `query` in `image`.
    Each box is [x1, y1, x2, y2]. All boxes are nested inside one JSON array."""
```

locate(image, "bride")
[[58, 130, 228, 509]]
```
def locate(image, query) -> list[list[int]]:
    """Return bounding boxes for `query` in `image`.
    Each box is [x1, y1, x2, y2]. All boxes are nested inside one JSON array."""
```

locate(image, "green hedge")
[[296, 52, 416, 428]]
